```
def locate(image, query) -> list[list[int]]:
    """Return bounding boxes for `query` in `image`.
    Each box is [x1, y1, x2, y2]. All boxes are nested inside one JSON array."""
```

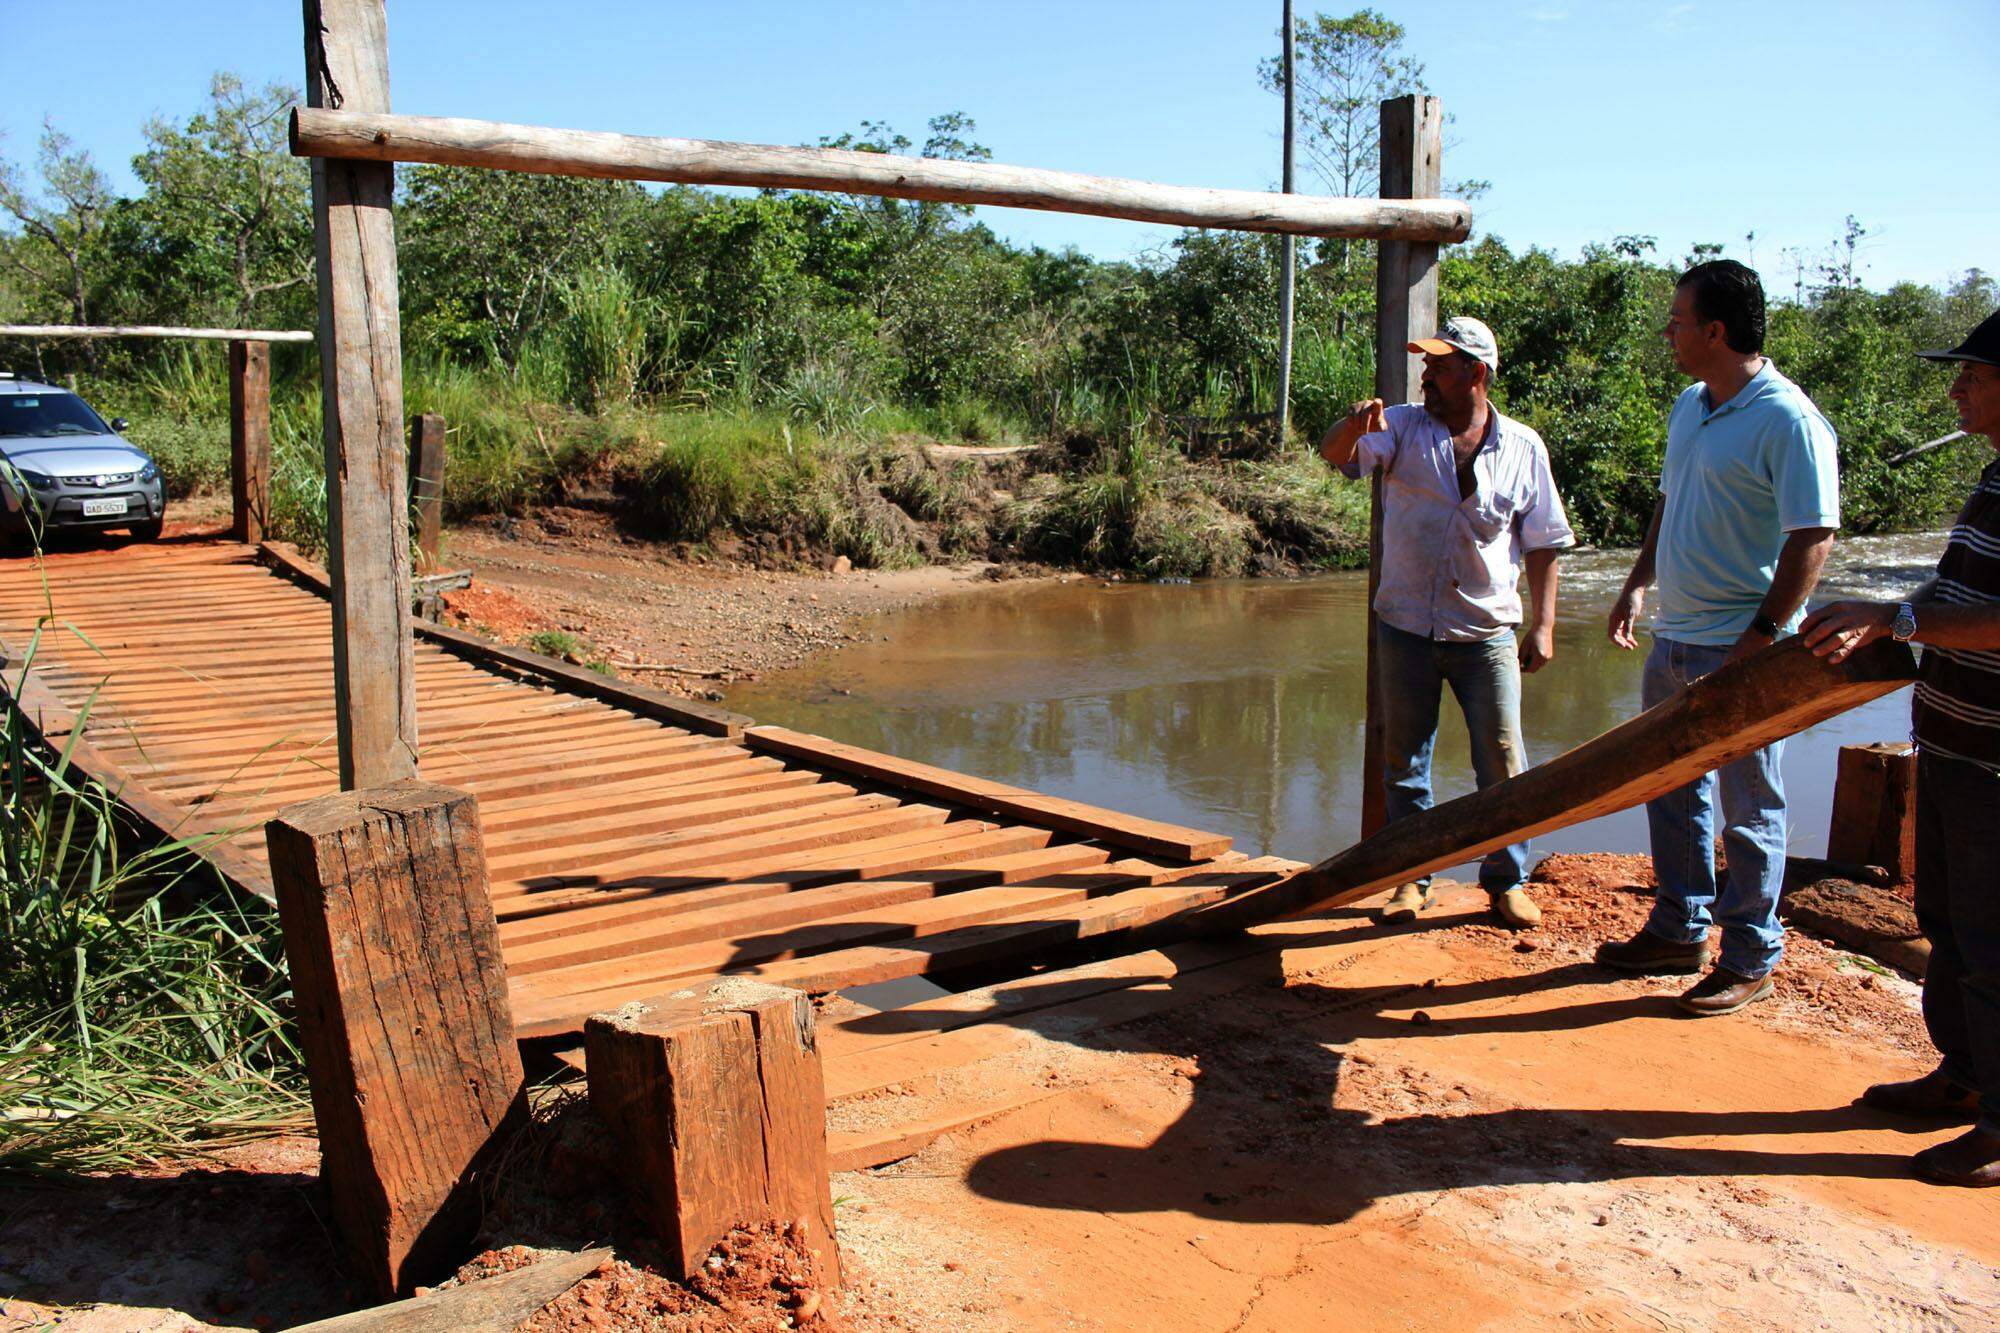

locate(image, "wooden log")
[[1188, 635, 1920, 932], [287, 1247, 610, 1332], [305, 0, 419, 791], [0, 323, 313, 342], [583, 978, 840, 1284], [408, 412, 445, 572], [289, 107, 1474, 244], [1362, 94, 1443, 838], [1826, 741, 1917, 886], [229, 340, 272, 544], [266, 779, 525, 1298]]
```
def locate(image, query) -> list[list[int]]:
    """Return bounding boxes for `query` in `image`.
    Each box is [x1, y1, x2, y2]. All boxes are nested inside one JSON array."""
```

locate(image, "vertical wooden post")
[[1363, 93, 1443, 838], [228, 339, 271, 544], [585, 978, 841, 1285], [305, 0, 419, 790], [408, 412, 445, 572], [1274, 0, 1297, 442], [1827, 741, 1918, 886], [265, 780, 525, 1298]]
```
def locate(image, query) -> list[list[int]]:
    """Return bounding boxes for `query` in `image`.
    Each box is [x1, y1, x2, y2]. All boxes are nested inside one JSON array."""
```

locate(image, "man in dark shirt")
[[1802, 308, 2000, 1187]]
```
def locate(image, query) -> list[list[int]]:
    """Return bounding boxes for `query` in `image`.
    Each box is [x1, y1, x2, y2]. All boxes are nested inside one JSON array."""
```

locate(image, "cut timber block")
[[266, 779, 525, 1299], [584, 978, 840, 1284], [1826, 741, 1917, 888]]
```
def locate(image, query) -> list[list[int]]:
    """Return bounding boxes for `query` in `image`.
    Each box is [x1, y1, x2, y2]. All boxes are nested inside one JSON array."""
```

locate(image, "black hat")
[[1919, 309, 2000, 368]]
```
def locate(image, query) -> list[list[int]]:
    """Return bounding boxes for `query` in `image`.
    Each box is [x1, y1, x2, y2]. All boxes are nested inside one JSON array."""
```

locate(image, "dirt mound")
[[517, 1223, 844, 1332], [440, 581, 557, 641]]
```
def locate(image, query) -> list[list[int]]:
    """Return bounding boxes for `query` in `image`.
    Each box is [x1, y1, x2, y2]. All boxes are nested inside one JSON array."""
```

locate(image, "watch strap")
[[1749, 612, 1779, 638]]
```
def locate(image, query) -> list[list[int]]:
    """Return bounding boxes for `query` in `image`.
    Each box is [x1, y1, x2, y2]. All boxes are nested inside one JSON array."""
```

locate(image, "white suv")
[[0, 374, 166, 544]]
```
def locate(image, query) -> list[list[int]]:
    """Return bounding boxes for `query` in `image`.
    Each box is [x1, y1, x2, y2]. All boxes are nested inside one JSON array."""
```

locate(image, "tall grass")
[[0, 632, 306, 1178]]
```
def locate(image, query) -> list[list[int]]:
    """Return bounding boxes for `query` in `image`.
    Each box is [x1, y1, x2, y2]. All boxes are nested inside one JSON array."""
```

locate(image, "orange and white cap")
[[1408, 316, 1499, 375]]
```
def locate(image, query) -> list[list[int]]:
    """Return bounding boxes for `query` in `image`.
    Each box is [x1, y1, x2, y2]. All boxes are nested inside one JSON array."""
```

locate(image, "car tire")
[[126, 518, 164, 541]]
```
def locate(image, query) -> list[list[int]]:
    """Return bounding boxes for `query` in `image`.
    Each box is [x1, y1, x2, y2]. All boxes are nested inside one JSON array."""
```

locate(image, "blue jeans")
[[1641, 637, 1787, 977], [1376, 621, 1532, 893], [1915, 751, 2000, 1132]]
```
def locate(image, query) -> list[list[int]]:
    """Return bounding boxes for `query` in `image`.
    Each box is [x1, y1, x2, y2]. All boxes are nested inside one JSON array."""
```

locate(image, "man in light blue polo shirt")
[[1321, 316, 1574, 929], [1602, 260, 1839, 1016]]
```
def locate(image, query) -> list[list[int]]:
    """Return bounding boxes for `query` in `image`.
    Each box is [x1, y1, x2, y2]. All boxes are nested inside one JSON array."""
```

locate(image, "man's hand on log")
[[1801, 600, 1896, 663], [1607, 584, 1645, 650]]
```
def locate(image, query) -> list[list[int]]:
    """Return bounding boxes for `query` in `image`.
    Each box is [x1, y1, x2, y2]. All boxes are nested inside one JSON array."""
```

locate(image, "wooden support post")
[[1827, 741, 1918, 886], [1363, 93, 1443, 838], [305, 0, 419, 790], [266, 779, 525, 1298], [584, 978, 841, 1285], [228, 339, 271, 544], [408, 412, 445, 572]]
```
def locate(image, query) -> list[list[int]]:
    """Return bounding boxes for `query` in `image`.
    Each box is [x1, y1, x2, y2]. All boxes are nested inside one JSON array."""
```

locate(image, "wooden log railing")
[[1181, 634, 1921, 934], [0, 324, 313, 342], [289, 107, 1474, 244]]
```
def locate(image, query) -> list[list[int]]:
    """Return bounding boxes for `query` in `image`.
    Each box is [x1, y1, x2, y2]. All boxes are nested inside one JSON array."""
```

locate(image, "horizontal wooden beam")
[[290, 107, 1473, 243], [0, 324, 313, 343]]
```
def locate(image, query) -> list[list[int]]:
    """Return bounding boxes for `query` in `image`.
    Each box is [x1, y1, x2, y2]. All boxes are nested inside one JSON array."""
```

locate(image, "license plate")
[[81, 497, 128, 517]]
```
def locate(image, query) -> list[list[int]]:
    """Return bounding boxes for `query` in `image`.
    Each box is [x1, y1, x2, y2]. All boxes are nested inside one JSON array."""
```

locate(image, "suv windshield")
[[1, 393, 110, 438]]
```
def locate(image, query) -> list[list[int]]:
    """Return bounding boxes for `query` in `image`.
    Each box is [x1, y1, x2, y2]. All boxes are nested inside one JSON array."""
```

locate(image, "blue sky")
[[2, 1, 1991, 291]]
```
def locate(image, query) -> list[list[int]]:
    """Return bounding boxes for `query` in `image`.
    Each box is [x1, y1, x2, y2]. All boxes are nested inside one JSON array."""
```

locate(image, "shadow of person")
[[949, 944, 1921, 1227]]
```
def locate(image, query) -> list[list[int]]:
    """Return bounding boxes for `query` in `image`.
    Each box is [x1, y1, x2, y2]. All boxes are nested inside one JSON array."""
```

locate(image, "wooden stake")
[[408, 412, 445, 573], [1827, 741, 1918, 885], [228, 339, 271, 544], [1363, 94, 1443, 838], [585, 978, 840, 1284], [1275, 0, 1297, 440], [305, 0, 418, 790], [265, 779, 525, 1298]]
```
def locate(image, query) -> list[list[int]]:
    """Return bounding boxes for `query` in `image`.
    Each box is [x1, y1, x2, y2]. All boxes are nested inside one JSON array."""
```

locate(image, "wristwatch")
[[1749, 612, 1779, 638], [1892, 602, 1918, 643]]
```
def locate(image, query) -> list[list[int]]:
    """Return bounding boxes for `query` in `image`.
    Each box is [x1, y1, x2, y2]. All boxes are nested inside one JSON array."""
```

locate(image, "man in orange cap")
[[1320, 315, 1573, 929]]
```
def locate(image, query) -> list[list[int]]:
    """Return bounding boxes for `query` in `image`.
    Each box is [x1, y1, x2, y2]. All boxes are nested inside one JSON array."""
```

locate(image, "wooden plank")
[[229, 339, 272, 544], [266, 779, 525, 1298], [584, 980, 839, 1282], [305, 0, 419, 790], [257, 540, 751, 739], [408, 412, 445, 572], [1363, 92, 1442, 839], [287, 1247, 610, 1332], [1195, 636, 1921, 932], [291, 107, 1472, 244], [746, 724, 1230, 861]]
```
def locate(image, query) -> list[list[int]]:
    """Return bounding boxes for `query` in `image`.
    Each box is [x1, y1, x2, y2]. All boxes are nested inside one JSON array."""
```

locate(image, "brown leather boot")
[[1912, 1125, 2000, 1187], [1861, 1068, 1980, 1119], [1594, 927, 1711, 975], [1675, 966, 1775, 1016]]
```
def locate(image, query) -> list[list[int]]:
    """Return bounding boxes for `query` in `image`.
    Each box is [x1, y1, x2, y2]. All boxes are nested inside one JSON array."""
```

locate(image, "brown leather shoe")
[[1594, 927, 1711, 975], [1378, 882, 1434, 923], [1675, 966, 1774, 1016], [1912, 1125, 2000, 1187], [1489, 887, 1542, 930], [1861, 1069, 1981, 1119]]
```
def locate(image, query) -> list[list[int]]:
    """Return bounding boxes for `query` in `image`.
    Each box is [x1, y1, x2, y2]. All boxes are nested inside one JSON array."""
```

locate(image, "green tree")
[[0, 122, 114, 363]]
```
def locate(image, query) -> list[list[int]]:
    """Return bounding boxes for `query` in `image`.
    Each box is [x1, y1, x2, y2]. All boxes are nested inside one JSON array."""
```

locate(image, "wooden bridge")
[[0, 536, 1299, 1050]]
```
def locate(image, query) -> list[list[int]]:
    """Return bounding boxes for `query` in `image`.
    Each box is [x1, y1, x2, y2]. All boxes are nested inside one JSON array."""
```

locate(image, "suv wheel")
[[126, 518, 164, 541]]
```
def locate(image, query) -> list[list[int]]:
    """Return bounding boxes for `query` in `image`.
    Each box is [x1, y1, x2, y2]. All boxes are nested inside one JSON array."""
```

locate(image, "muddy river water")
[[726, 532, 1945, 868]]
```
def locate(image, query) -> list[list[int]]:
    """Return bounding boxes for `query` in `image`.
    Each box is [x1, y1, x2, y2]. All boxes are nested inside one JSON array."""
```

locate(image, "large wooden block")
[[585, 978, 840, 1283], [1827, 741, 1917, 887], [407, 412, 445, 572], [266, 779, 524, 1298], [228, 339, 271, 544]]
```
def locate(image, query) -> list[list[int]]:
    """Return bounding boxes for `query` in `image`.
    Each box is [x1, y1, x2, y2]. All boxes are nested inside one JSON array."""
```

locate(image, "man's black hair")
[[1677, 259, 1766, 355]]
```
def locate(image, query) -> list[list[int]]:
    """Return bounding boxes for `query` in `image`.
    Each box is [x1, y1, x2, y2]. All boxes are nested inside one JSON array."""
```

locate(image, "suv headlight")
[[139, 460, 161, 484], [16, 470, 56, 491]]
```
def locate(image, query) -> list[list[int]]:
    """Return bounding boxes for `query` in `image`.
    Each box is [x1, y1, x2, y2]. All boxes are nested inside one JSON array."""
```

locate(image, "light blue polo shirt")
[[1653, 360, 1840, 646]]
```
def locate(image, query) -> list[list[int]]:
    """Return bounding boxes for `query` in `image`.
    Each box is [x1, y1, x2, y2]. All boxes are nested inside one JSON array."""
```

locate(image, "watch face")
[[1893, 606, 1917, 641]]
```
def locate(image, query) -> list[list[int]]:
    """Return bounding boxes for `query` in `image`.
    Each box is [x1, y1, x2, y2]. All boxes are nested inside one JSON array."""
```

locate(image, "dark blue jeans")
[[1916, 750, 2000, 1133], [1641, 637, 1789, 978], [1375, 620, 1531, 893]]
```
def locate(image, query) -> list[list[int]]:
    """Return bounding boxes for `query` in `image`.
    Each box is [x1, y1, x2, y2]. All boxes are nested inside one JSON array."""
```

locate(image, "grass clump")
[[0, 650, 306, 1178]]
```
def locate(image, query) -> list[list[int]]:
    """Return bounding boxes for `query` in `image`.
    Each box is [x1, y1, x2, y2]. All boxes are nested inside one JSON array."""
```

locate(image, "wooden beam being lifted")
[[289, 107, 1473, 244]]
